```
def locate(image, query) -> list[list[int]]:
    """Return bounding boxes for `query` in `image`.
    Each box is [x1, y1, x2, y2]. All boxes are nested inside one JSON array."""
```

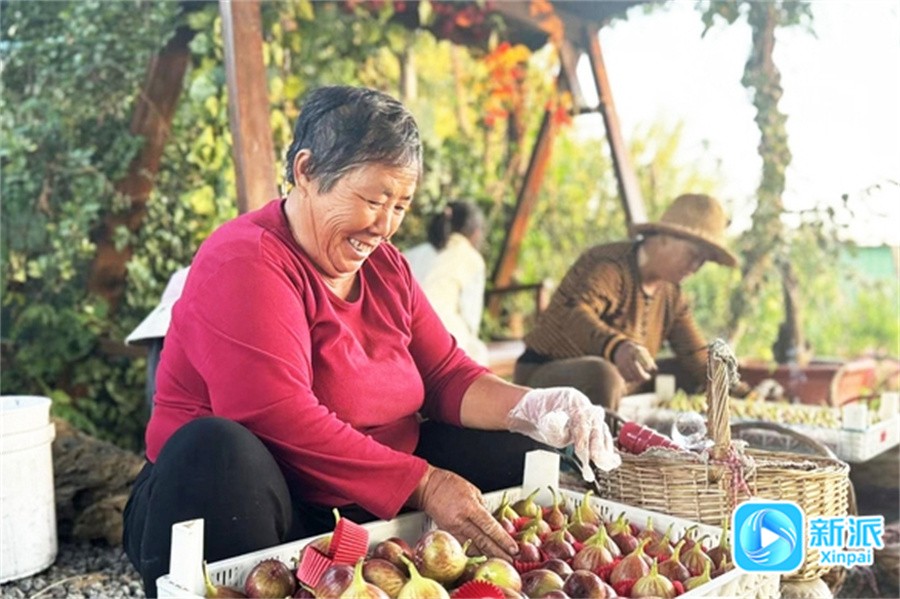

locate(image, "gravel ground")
[[0, 541, 143, 599]]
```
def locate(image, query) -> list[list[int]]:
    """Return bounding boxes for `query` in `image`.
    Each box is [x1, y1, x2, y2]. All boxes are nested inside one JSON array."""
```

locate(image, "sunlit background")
[[576, 0, 900, 246]]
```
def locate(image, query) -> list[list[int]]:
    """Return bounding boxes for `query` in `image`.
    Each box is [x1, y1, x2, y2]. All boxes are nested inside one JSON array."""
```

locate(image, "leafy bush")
[[1, 0, 178, 447]]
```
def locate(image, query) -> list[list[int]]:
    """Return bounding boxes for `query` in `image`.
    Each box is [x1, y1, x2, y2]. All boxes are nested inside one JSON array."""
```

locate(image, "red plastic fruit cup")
[[296, 548, 334, 588], [618, 421, 680, 454], [329, 519, 369, 565], [451, 580, 506, 599], [512, 559, 544, 574]]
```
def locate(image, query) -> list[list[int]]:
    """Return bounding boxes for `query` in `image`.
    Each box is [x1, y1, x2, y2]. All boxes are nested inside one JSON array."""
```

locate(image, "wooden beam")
[[558, 38, 587, 111], [584, 24, 647, 226], [220, 0, 278, 214], [490, 102, 559, 293], [86, 25, 194, 310]]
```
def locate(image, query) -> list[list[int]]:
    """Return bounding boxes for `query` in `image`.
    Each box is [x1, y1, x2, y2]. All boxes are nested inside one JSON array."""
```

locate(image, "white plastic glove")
[[507, 387, 622, 482]]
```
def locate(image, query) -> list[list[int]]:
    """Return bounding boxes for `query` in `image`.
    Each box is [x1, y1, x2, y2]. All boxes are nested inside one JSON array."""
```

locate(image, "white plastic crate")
[[795, 413, 900, 462], [157, 450, 778, 598]]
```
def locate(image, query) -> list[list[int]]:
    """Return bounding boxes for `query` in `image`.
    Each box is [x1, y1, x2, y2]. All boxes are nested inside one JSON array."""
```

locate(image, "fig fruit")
[[707, 519, 731, 570], [414, 530, 467, 585], [545, 488, 568, 531], [374, 538, 414, 575], [607, 512, 639, 555], [454, 555, 487, 586], [398, 555, 451, 599], [631, 559, 676, 599], [292, 585, 315, 598], [520, 568, 565, 598], [567, 510, 599, 543], [539, 558, 573, 580], [685, 560, 713, 591], [515, 522, 543, 548], [638, 517, 663, 545], [609, 538, 651, 585], [516, 541, 542, 563], [658, 540, 690, 583], [314, 564, 354, 599], [511, 489, 542, 518], [243, 558, 296, 598], [682, 535, 713, 577], [364, 558, 408, 598], [339, 558, 390, 599], [574, 490, 601, 526], [493, 491, 520, 522], [541, 529, 575, 562], [561, 570, 616, 599], [645, 523, 674, 561], [472, 558, 522, 592]]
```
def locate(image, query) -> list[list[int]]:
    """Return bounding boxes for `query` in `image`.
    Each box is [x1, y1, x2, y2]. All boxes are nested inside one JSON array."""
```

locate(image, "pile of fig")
[[207, 488, 734, 598]]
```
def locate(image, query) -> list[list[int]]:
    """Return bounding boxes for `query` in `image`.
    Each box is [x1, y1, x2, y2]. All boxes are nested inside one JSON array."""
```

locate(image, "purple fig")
[[539, 558, 573, 580], [314, 564, 354, 599], [561, 570, 616, 599], [243, 558, 296, 598], [609, 538, 651, 585], [545, 488, 568, 531], [520, 569, 565, 597]]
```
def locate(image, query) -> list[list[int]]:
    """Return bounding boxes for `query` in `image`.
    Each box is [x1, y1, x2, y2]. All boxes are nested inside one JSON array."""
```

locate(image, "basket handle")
[[707, 339, 741, 460]]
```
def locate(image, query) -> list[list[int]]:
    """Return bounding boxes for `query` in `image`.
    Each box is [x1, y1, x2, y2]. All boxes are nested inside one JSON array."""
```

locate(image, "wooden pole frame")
[[584, 23, 647, 227], [220, 0, 278, 214]]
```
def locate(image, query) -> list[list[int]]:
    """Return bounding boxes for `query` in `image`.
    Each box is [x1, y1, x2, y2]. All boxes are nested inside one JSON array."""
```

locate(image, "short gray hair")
[[284, 86, 423, 193]]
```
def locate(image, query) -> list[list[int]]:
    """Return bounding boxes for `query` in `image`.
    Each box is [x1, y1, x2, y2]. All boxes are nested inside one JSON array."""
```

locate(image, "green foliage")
[[1, 0, 178, 447]]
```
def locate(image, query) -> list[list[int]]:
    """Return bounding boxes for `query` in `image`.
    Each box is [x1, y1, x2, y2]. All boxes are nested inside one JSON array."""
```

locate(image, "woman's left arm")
[[458, 374, 529, 429]]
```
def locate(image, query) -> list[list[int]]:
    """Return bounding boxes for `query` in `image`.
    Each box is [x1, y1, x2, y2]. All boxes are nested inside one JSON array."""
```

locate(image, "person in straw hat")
[[513, 193, 739, 411]]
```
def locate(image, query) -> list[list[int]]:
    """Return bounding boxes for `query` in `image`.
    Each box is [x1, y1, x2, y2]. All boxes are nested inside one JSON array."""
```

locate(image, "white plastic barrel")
[[0, 395, 58, 583]]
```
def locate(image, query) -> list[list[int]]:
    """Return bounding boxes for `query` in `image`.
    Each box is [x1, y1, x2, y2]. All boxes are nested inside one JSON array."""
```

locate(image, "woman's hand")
[[506, 387, 621, 481], [613, 341, 658, 383], [409, 466, 518, 561]]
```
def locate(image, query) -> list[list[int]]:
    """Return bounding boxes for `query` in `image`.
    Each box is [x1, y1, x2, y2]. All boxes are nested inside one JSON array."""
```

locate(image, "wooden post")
[[584, 24, 647, 226], [220, 0, 278, 214], [86, 25, 194, 310], [489, 104, 558, 299]]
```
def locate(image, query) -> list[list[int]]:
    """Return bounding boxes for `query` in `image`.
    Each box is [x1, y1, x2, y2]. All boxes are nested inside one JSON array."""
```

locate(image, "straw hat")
[[631, 194, 738, 267]]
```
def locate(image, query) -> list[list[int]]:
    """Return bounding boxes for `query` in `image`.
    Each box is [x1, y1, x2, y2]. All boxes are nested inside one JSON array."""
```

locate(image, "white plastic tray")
[[157, 451, 778, 598], [618, 393, 900, 463]]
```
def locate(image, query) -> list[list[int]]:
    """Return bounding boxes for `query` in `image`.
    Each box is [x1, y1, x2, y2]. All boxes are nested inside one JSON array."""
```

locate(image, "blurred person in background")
[[404, 201, 489, 365], [513, 193, 740, 411]]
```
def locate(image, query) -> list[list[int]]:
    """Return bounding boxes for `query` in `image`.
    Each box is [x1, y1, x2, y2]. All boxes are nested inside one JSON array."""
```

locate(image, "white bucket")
[[0, 395, 58, 583]]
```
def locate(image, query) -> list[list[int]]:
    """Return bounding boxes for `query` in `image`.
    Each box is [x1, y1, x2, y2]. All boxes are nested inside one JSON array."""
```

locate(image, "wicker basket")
[[594, 340, 851, 581]]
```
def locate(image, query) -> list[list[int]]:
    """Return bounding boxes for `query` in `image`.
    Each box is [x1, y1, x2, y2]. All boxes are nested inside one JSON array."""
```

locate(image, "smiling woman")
[[284, 160, 419, 300], [121, 85, 621, 597]]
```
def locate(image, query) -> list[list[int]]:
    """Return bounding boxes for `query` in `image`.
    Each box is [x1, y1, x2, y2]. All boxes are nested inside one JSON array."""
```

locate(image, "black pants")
[[123, 417, 544, 596]]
